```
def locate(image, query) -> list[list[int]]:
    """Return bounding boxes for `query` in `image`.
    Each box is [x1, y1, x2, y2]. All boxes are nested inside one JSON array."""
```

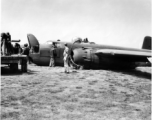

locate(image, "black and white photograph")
[[1, 0, 151, 120]]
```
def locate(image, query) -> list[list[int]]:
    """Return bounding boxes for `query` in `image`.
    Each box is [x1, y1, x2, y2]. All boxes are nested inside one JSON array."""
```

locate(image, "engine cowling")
[[72, 48, 138, 69], [72, 48, 100, 69]]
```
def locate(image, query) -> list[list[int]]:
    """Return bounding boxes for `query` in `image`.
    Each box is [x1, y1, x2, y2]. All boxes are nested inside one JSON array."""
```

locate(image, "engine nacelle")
[[72, 48, 100, 69]]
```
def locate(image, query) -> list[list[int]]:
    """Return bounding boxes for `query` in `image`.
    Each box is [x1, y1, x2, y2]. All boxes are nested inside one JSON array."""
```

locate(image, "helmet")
[[24, 43, 28, 47], [6, 32, 10, 35]]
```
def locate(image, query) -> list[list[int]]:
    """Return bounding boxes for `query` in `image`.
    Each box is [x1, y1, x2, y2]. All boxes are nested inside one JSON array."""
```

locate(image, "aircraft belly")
[[38, 57, 64, 66], [99, 56, 139, 69], [39, 57, 50, 66], [30, 54, 41, 65], [54, 57, 64, 66], [30, 54, 50, 66]]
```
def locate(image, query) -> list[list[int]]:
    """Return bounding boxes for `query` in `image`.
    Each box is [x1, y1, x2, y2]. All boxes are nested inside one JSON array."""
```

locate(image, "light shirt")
[[63, 46, 69, 61]]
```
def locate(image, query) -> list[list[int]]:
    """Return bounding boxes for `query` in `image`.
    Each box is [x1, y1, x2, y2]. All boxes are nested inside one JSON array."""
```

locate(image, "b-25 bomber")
[[27, 34, 151, 69]]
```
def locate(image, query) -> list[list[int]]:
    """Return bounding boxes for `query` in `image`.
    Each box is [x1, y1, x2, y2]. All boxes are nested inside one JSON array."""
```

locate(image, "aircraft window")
[[32, 45, 39, 53]]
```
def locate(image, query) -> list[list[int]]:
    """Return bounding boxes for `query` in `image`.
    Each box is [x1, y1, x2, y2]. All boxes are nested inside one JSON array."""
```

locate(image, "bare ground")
[[1, 64, 151, 120]]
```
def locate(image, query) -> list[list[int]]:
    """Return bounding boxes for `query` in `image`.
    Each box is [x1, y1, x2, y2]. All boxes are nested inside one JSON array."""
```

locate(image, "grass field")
[[1, 64, 151, 120]]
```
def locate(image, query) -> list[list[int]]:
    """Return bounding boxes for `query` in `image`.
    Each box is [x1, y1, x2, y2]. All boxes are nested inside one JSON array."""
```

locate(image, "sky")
[[1, 0, 151, 48]]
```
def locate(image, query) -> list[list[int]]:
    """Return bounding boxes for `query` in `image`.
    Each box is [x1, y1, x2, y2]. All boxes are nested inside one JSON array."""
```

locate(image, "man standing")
[[14, 43, 22, 54], [1, 33, 7, 55], [22, 44, 29, 55], [63, 43, 70, 73], [6, 32, 13, 55], [1, 32, 13, 55], [21, 43, 30, 63], [49, 43, 56, 67]]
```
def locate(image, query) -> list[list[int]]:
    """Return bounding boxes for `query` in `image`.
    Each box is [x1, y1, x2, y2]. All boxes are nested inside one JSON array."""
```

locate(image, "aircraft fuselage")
[[29, 41, 151, 69]]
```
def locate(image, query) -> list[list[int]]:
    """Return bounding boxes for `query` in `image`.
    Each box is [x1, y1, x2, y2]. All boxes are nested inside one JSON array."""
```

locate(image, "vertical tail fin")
[[142, 36, 151, 50], [27, 34, 39, 52], [27, 34, 39, 48]]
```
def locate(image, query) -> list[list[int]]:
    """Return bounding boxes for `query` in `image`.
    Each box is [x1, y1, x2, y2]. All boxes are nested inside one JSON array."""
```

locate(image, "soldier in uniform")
[[63, 43, 70, 73], [14, 43, 22, 54], [49, 43, 56, 67], [6, 32, 13, 55], [21, 43, 30, 63], [1, 32, 13, 55], [1, 33, 7, 55], [22, 44, 29, 55]]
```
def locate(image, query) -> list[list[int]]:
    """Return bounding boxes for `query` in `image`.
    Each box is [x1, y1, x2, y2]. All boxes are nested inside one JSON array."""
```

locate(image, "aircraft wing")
[[95, 49, 151, 62]]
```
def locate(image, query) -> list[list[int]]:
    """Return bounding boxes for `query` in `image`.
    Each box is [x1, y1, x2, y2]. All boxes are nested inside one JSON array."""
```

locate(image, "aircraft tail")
[[142, 36, 151, 50], [27, 34, 39, 48]]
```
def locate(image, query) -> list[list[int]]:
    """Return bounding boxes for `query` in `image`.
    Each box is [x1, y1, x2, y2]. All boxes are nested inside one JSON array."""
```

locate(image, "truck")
[[1, 38, 28, 72]]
